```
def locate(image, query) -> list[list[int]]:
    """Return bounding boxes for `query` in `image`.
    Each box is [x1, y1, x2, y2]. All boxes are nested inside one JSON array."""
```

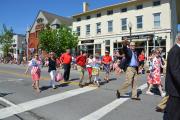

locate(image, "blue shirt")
[[129, 51, 138, 67]]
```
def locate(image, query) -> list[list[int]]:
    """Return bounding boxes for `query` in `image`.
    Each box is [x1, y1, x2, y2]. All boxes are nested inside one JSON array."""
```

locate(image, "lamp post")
[[26, 27, 30, 61], [128, 22, 132, 42]]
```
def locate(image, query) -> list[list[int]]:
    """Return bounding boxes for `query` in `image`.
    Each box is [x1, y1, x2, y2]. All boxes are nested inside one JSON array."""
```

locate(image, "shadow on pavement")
[[0, 92, 13, 97]]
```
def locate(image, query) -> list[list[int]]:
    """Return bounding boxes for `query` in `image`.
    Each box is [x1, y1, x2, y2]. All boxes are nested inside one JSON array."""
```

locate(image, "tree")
[[39, 24, 78, 56], [0, 24, 14, 58]]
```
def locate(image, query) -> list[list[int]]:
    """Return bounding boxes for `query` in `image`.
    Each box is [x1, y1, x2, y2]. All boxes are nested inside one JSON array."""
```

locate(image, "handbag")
[[55, 72, 63, 82]]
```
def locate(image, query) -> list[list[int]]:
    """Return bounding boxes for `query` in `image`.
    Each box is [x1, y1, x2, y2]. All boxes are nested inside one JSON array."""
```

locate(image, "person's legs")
[[66, 64, 71, 81], [156, 95, 169, 112], [35, 80, 40, 92], [131, 70, 138, 98], [158, 85, 165, 97], [146, 84, 154, 95], [118, 67, 134, 96], [50, 70, 56, 88], [78, 66, 84, 87], [63, 64, 68, 81]]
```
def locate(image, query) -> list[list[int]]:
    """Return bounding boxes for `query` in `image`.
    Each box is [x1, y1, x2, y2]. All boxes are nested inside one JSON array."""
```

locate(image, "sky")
[[0, 0, 179, 34]]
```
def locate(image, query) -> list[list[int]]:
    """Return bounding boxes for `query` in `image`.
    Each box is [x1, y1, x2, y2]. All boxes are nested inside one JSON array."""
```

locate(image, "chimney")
[[83, 2, 89, 13]]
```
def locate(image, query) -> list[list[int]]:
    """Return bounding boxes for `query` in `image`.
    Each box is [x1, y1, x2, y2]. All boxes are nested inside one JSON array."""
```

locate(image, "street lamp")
[[128, 22, 132, 42], [26, 26, 30, 61]]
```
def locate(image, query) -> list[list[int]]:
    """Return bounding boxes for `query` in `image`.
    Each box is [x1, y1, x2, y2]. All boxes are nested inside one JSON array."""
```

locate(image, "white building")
[[72, 0, 180, 58], [12, 34, 26, 60]]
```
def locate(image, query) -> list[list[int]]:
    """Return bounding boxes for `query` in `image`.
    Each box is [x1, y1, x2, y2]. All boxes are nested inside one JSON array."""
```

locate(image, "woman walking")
[[25, 53, 41, 93], [102, 51, 112, 83], [48, 52, 57, 89], [146, 49, 165, 97], [86, 55, 93, 84]]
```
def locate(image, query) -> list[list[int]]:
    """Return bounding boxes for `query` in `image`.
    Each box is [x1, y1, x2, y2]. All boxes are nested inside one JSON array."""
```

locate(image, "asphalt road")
[[0, 64, 164, 120]]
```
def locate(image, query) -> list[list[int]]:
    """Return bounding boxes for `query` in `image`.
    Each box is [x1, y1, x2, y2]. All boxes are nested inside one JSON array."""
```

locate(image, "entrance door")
[[87, 45, 94, 55]]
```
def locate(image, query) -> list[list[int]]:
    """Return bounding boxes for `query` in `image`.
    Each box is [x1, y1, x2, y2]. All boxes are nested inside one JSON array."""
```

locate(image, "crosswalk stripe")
[[0, 86, 97, 119], [80, 84, 147, 120]]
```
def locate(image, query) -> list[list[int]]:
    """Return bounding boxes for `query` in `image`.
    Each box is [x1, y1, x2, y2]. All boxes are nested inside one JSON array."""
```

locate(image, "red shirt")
[[102, 55, 112, 64], [60, 53, 72, 64], [76, 55, 87, 67], [138, 54, 145, 62]]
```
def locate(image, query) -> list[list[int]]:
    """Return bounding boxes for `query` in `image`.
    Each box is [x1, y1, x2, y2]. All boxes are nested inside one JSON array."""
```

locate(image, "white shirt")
[[86, 58, 93, 67], [177, 43, 180, 48]]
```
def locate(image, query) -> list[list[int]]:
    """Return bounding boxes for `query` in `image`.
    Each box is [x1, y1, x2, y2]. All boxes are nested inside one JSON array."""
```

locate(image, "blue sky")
[[0, 0, 179, 34]]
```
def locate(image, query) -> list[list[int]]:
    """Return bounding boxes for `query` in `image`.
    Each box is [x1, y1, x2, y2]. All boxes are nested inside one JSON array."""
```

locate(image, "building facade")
[[27, 10, 72, 57], [11, 34, 26, 60], [72, 0, 179, 58]]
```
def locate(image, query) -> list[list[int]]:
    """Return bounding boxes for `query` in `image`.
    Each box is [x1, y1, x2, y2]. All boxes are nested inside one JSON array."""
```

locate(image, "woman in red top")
[[76, 51, 87, 87], [138, 50, 145, 74], [102, 51, 112, 82]]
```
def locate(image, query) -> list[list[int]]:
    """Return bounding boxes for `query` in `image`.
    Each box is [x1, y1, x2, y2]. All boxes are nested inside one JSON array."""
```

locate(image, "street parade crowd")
[[1, 34, 180, 120]]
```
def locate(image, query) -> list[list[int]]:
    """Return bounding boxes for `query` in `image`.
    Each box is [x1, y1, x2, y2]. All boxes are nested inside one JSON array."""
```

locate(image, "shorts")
[[87, 67, 92, 76], [104, 64, 110, 74], [77, 65, 85, 76]]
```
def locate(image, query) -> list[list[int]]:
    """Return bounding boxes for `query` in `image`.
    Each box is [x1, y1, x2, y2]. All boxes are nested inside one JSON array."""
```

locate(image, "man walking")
[[116, 40, 140, 100], [60, 49, 72, 81], [164, 34, 180, 120]]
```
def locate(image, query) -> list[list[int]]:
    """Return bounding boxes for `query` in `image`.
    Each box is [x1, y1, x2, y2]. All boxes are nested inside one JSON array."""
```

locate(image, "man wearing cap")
[[60, 49, 72, 82], [116, 40, 140, 100]]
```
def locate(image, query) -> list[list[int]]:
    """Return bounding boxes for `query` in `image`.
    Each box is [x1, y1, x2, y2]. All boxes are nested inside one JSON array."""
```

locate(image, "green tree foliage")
[[0, 24, 14, 57], [39, 25, 78, 56]]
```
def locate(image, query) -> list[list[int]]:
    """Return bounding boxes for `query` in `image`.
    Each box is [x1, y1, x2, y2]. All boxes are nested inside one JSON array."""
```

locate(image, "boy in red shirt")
[[76, 51, 87, 87], [102, 51, 112, 82]]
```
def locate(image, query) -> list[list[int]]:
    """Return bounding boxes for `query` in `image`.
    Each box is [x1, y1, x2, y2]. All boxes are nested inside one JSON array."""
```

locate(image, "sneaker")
[[146, 91, 154, 95], [161, 92, 166, 97]]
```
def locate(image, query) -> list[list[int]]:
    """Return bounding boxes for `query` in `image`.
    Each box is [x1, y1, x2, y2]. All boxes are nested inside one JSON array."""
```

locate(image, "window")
[[121, 8, 127, 12], [154, 13, 161, 28], [96, 22, 101, 34], [105, 40, 110, 53], [153, 1, 161, 6], [136, 5, 143, 10], [97, 13, 101, 17], [107, 10, 113, 15], [86, 16, 91, 19], [86, 24, 90, 35], [121, 18, 127, 31], [95, 44, 101, 54], [76, 26, 81, 36], [137, 16, 143, 29], [77, 18, 81, 22], [108, 20, 113, 32]]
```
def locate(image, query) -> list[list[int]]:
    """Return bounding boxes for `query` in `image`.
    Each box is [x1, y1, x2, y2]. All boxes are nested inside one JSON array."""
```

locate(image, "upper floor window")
[[86, 24, 90, 35], [108, 20, 113, 32], [154, 13, 161, 28], [121, 18, 127, 31], [96, 22, 101, 34], [77, 18, 81, 22], [136, 16, 143, 29], [107, 10, 113, 15], [153, 1, 161, 6], [86, 16, 91, 19], [97, 13, 101, 17], [136, 5, 143, 10], [121, 8, 127, 13], [76, 26, 81, 36]]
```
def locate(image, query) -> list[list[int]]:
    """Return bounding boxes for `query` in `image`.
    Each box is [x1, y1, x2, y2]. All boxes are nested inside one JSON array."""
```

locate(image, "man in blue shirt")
[[116, 40, 140, 100]]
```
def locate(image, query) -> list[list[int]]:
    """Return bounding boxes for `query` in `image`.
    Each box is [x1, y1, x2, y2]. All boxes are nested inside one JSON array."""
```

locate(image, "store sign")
[[122, 34, 153, 40], [81, 40, 94, 44]]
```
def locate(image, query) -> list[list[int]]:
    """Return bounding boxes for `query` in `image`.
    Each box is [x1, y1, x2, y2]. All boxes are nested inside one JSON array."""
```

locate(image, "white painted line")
[[80, 84, 147, 120], [0, 97, 17, 107], [0, 87, 97, 119]]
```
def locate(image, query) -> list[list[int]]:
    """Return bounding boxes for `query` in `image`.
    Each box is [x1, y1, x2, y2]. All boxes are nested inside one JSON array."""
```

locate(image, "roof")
[[72, 0, 152, 18], [41, 10, 73, 26], [29, 10, 73, 32]]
